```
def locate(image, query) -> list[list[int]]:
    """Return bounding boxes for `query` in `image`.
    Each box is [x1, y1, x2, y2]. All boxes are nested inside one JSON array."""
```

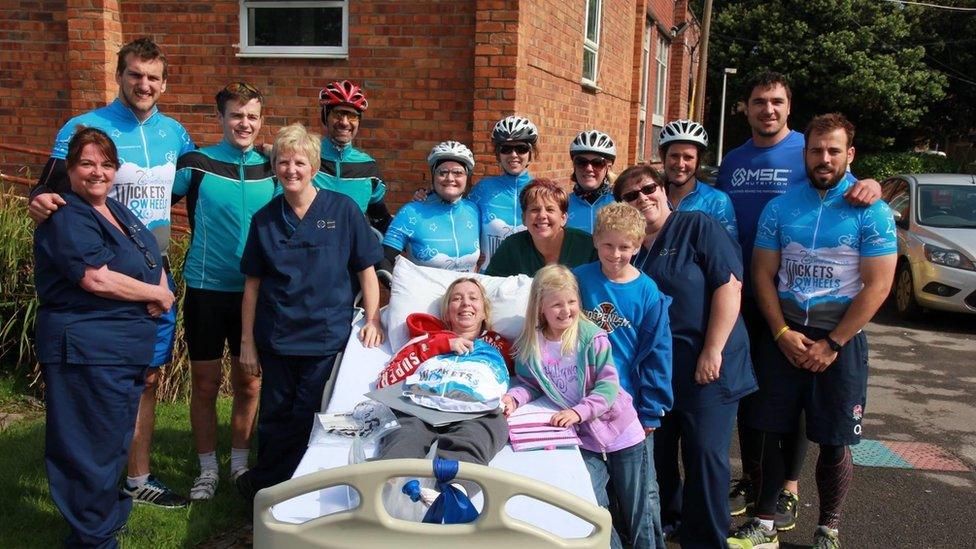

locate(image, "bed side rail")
[[254, 458, 611, 549]]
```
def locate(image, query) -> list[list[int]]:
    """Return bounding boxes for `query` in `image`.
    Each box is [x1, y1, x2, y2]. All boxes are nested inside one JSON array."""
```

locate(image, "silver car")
[[881, 174, 976, 318]]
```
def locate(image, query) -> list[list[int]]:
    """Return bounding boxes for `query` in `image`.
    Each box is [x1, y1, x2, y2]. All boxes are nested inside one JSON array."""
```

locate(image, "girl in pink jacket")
[[502, 265, 658, 549]]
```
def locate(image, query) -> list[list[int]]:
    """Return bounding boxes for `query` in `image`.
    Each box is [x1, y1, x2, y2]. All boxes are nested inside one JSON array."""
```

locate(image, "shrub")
[[852, 152, 960, 181], [0, 193, 199, 402], [0, 193, 38, 385]]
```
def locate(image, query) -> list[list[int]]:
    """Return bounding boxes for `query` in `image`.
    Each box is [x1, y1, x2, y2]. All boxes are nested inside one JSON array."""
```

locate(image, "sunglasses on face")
[[328, 109, 361, 122], [436, 168, 467, 178], [573, 156, 609, 169], [499, 144, 531, 155], [621, 183, 659, 203]]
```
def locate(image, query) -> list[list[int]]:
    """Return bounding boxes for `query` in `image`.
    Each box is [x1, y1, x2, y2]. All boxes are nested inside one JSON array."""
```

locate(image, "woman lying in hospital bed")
[[268, 260, 604, 541], [374, 277, 514, 509]]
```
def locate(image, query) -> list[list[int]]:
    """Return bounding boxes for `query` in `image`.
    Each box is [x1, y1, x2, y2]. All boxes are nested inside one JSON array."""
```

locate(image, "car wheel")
[[895, 262, 923, 320]]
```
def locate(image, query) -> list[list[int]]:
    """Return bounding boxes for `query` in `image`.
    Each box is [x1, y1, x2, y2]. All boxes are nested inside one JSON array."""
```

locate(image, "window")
[[650, 34, 670, 162], [582, 0, 602, 85], [238, 1, 348, 58], [637, 21, 652, 161], [882, 179, 910, 225]]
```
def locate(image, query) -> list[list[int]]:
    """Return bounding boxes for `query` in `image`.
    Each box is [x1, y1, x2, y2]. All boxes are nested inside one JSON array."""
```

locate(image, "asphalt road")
[[723, 302, 976, 548]]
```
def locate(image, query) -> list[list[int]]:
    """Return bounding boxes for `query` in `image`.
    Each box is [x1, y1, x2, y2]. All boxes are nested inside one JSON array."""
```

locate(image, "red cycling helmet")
[[318, 80, 369, 112]]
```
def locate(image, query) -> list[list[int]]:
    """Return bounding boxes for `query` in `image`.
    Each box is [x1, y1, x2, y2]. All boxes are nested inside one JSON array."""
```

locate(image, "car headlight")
[[923, 244, 976, 271]]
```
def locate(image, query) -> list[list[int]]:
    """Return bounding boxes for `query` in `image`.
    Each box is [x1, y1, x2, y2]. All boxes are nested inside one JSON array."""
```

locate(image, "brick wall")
[[516, 0, 637, 184], [0, 0, 70, 186], [120, 0, 477, 207], [1, 0, 694, 209]]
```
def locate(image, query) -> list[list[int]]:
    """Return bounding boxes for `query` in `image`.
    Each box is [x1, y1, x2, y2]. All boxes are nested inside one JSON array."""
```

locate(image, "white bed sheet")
[[271, 319, 598, 538]]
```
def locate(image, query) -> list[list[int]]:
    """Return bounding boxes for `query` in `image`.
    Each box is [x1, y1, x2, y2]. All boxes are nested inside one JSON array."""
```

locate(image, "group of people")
[[28, 36, 897, 549]]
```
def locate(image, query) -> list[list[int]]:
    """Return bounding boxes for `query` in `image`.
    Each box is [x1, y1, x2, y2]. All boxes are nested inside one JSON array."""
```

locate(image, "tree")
[[905, 0, 976, 146], [706, 0, 948, 152]]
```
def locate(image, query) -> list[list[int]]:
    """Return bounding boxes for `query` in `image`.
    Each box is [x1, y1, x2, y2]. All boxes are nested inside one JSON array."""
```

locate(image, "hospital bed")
[[253, 262, 612, 548]]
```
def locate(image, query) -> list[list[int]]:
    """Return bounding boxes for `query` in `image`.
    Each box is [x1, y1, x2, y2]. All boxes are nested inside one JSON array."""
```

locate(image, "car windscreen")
[[917, 185, 976, 228]]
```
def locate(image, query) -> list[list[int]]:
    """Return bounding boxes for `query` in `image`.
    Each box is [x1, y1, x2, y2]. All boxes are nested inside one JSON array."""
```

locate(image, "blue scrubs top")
[[240, 190, 383, 356], [634, 211, 756, 410], [34, 191, 163, 366]]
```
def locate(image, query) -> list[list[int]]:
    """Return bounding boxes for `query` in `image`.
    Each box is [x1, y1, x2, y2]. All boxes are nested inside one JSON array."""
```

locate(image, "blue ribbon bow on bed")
[[403, 458, 479, 524]]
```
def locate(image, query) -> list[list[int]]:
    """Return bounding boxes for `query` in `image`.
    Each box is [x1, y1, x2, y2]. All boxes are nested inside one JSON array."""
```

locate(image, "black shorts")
[[747, 322, 869, 446], [183, 287, 243, 361]]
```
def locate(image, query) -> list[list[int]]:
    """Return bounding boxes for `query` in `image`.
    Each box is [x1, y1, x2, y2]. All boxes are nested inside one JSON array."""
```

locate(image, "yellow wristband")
[[773, 325, 790, 341]]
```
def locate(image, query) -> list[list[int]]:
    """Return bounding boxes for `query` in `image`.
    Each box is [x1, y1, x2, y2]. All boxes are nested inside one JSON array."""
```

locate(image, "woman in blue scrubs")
[[34, 127, 174, 549], [613, 165, 757, 548], [236, 123, 383, 499]]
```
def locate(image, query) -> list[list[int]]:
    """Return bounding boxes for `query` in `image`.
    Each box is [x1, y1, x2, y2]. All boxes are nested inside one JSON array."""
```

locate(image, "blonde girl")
[[502, 265, 657, 549]]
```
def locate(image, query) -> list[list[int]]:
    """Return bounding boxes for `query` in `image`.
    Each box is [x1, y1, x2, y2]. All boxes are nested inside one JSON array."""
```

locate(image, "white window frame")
[[652, 34, 670, 127], [637, 20, 652, 161], [237, 0, 349, 59], [581, 0, 602, 86]]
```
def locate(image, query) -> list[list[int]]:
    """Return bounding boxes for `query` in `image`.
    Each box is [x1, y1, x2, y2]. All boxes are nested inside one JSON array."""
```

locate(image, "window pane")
[[583, 48, 596, 81], [638, 119, 646, 161], [586, 0, 600, 42], [251, 7, 342, 47], [651, 125, 663, 162]]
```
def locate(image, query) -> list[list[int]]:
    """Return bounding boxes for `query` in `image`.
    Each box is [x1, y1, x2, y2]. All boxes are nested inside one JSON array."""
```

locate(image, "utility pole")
[[692, 0, 713, 123]]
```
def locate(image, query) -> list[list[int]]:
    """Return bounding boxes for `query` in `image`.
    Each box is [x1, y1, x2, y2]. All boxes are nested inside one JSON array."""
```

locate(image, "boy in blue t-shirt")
[[573, 201, 674, 547]]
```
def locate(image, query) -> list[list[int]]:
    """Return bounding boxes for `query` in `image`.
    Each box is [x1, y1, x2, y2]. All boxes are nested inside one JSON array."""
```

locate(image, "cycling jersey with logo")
[[672, 180, 739, 240], [173, 140, 275, 291], [312, 140, 386, 213], [383, 195, 481, 272], [567, 192, 615, 234], [716, 130, 806, 283], [754, 176, 896, 330], [50, 98, 195, 253], [467, 171, 532, 271]]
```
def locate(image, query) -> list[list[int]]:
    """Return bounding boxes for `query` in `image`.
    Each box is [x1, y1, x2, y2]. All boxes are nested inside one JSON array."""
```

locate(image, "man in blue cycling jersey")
[[313, 80, 392, 232], [660, 119, 738, 240], [728, 113, 896, 549], [718, 72, 882, 527], [29, 37, 193, 508], [172, 82, 275, 501]]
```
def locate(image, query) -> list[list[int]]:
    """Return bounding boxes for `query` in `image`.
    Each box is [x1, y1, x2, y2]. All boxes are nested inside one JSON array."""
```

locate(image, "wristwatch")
[[825, 335, 842, 352]]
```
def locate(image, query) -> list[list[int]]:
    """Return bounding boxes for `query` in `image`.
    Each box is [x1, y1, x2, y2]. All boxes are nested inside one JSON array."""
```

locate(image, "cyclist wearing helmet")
[[467, 115, 539, 270], [660, 120, 738, 240], [566, 130, 616, 234], [315, 80, 392, 232], [382, 141, 481, 272]]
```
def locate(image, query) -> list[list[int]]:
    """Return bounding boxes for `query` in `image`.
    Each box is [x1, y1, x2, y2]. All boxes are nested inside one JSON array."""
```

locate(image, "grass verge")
[[0, 391, 250, 548]]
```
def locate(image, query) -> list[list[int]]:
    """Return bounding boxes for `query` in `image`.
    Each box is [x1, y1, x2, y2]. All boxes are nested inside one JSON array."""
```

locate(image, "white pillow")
[[384, 257, 533, 352]]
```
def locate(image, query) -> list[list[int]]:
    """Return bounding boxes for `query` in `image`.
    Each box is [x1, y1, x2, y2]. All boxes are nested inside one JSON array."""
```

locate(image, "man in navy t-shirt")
[[717, 72, 882, 529]]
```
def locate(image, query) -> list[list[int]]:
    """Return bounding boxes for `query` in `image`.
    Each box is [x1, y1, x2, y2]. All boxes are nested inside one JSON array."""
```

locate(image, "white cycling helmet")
[[492, 115, 539, 145], [570, 130, 616, 161], [427, 140, 475, 173], [659, 119, 708, 150]]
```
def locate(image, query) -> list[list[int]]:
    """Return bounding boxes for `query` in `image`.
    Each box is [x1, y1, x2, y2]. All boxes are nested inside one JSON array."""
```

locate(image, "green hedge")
[[852, 152, 960, 181]]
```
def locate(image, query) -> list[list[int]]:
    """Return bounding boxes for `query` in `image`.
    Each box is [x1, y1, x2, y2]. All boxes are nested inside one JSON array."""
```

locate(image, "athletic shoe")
[[812, 526, 841, 548], [774, 489, 799, 531], [122, 476, 189, 508], [231, 467, 249, 483], [726, 518, 779, 549], [189, 469, 219, 501], [729, 477, 755, 516], [235, 469, 256, 501]]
